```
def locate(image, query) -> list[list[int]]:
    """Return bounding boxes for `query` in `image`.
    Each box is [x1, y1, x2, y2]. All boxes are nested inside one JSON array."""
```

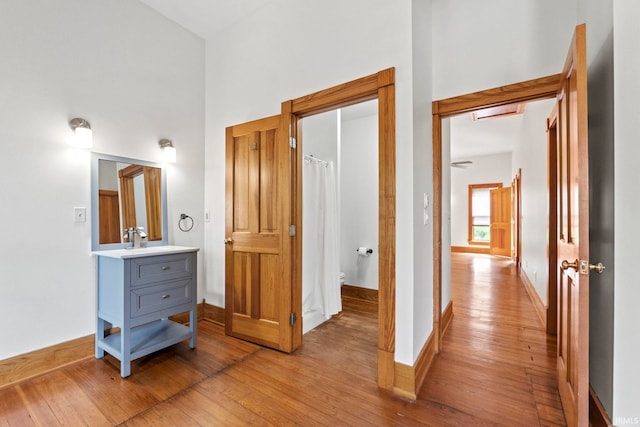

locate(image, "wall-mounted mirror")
[[91, 152, 168, 251]]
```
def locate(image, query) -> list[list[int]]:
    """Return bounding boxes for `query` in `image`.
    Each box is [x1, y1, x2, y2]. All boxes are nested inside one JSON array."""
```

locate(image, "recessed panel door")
[[556, 24, 590, 427], [225, 114, 294, 352]]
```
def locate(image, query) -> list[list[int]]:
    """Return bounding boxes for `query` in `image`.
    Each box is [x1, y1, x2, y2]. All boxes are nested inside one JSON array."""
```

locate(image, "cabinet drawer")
[[130, 253, 193, 287], [130, 279, 192, 318]]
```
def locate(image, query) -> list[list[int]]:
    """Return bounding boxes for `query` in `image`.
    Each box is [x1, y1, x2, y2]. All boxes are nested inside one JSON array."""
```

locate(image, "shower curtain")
[[302, 158, 341, 332]]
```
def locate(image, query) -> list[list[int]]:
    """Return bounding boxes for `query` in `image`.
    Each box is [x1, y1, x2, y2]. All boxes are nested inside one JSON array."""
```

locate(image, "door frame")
[[286, 68, 397, 389], [432, 74, 561, 351]]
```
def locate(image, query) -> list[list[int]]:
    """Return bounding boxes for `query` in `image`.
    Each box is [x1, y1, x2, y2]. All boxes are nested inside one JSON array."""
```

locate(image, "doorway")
[[287, 68, 397, 389], [299, 101, 379, 335], [432, 74, 560, 350]]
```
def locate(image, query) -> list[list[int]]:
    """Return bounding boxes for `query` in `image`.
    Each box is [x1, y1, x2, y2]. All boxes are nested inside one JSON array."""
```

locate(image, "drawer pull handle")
[[161, 265, 171, 271], [162, 294, 170, 299]]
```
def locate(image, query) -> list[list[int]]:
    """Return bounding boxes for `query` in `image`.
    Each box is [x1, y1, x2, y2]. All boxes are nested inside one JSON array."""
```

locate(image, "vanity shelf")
[[99, 319, 191, 361], [93, 246, 199, 377]]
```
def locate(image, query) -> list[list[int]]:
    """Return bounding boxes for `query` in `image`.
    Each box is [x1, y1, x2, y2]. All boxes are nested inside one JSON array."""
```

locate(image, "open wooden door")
[[225, 114, 296, 352], [555, 23, 604, 426], [512, 170, 522, 268], [489, 186, 512, 256]]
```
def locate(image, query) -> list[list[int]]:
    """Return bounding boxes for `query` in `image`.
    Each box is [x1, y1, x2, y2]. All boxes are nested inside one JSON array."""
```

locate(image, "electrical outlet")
[[74, 207, 86, 223]]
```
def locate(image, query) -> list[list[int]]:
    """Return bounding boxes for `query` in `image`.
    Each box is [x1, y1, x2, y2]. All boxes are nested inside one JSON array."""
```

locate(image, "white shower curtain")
[[302, 158, 341, 331]]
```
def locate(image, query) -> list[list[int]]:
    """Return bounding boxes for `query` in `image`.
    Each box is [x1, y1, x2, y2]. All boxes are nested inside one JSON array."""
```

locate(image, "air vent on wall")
[[450, 160, 473, 168], [472, 103, 525, 121]]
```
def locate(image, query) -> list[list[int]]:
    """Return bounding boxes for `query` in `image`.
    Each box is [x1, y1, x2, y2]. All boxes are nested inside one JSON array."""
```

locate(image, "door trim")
[[432, 74, 561, 350], [285, 68, 396, 389], [546, 105, 559, 335]]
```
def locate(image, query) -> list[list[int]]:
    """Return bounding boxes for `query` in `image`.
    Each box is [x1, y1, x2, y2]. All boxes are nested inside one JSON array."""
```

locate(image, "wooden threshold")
[[451, 245, 490, 255]]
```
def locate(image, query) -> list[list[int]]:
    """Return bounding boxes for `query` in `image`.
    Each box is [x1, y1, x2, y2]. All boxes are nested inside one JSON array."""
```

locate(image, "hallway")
[[419, 253, 566, 425]]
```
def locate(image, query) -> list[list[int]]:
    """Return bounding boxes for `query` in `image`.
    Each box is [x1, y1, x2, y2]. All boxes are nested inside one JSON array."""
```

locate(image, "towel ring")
[[178, 213, 194, 232]]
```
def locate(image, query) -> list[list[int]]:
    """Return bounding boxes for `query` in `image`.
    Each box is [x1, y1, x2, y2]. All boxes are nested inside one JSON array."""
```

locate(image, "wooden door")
[[556, 24, 590, 427], [489, 186, 512, 257], [98, 190, 121, 244], [512, 170, 522, 268], [225, 114, 295, 352]]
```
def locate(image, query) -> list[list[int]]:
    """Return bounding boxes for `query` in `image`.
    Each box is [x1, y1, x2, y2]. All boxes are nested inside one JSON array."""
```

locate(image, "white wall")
[[613, 2, 640, 423], [450, 153, 513, 247], [411, 0, 434, 360], [0, 0, 204, 360], [301, 108, 380, 291], [204, 0, 420, 364], [340, 113, 379, 290], [512, 99, 556, 304], [432, 0, 578, 100], [302, 111, 338, 165]]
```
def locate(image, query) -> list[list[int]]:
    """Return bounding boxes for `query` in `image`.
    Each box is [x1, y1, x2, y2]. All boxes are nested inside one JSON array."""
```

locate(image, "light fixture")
[[68, 118, 93, 148], [159, 138, 176, 163]]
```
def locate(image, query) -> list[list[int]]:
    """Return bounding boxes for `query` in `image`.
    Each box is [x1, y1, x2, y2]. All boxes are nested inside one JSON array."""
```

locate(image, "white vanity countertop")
[[92, 245, 200, 259]]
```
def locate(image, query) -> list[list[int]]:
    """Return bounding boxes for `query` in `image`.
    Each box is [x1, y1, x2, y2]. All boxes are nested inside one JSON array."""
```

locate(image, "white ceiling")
[[138, 0, 273, 39], [449, 112, 524, 160]]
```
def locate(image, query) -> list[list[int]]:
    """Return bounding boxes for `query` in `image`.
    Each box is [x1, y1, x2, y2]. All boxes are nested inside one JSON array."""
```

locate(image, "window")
[[468, 183, 502, 245]]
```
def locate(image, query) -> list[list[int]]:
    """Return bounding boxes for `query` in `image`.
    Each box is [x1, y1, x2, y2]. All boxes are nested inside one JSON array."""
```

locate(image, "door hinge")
[[289, 136, 297, 149], [289, 312, 297, 327], [289, 225, 296, 237]]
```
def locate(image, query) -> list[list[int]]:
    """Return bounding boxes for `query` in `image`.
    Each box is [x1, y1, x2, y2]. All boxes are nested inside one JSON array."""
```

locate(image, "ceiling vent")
[[472, 103, 525, 121]]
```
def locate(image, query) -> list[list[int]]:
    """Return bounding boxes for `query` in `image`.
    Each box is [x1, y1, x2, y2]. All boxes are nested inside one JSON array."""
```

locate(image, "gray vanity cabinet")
[[93, 247, 199, 377]]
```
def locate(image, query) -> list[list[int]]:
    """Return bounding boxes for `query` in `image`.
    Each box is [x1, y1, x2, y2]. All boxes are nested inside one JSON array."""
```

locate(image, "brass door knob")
[[561, 259, 579, 271], [588, 262, 606, 273], [562, 259, 606, 274], [224, 238, 233, 245]]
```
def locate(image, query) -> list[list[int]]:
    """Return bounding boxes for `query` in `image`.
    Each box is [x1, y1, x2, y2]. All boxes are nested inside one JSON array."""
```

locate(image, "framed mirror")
[[91, 152, 168, 251]]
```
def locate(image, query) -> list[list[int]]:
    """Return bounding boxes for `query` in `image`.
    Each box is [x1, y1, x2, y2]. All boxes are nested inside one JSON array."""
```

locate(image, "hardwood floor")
[[0, 253, 564, 426], [419, 253, 566, 426]]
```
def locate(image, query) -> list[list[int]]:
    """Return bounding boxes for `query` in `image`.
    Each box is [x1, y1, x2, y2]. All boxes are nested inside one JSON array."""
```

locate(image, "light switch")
[[204, 210, 210, 222], [74, 207, 86, 223]]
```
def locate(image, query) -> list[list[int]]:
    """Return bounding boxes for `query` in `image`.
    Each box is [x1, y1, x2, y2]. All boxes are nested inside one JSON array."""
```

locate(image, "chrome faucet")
[[123, 227, 147, 249]]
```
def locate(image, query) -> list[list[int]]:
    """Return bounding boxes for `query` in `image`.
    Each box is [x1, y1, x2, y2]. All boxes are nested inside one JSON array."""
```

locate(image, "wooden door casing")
[[225, 114, 293, 352], [556, 24, 589, 427]]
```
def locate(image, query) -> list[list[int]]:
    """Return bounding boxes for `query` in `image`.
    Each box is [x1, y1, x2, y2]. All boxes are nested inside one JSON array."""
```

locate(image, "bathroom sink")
[[92, 245, 199, 259]]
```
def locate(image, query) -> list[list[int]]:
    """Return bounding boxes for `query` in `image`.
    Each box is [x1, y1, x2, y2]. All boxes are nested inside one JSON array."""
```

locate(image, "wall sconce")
[[159, 138, 176, 163], [68, 118, 93, 148]]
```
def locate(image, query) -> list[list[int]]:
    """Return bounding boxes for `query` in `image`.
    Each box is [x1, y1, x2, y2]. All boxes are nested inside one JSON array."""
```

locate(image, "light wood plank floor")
[[0, 253, 564, 426], [419, 253, 566, 426]]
